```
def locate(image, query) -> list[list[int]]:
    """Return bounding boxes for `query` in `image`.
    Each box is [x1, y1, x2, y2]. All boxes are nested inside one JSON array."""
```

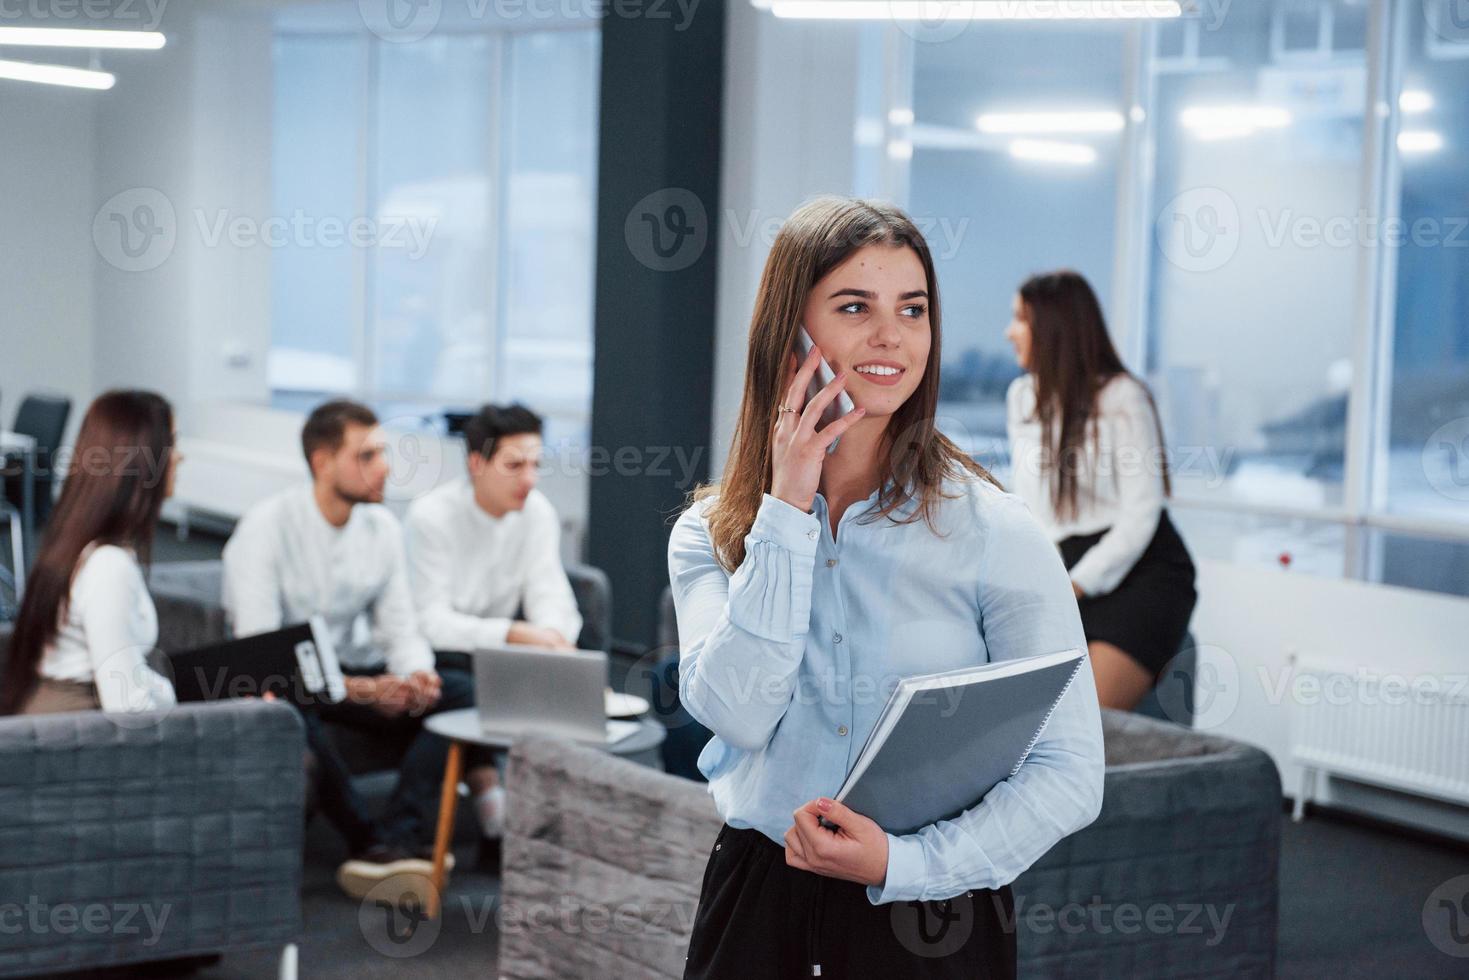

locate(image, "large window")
[[860, 0, 1469, 598], [269, 26, 600, 446], [269, 36, 365, 393], [907, 22, 1131, 467], [1383, 2, 1469, 526], [1147, 1, 1368, 512]]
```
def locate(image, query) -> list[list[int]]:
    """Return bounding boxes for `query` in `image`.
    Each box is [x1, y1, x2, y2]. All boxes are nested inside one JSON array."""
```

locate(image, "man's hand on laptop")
[[506, 622, 575, 651]]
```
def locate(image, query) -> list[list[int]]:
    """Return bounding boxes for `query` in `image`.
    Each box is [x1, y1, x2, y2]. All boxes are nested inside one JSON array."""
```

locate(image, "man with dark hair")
[[222, 398, 473, 899], [298, 398, 378, 470], [406, 402, 582, 865]]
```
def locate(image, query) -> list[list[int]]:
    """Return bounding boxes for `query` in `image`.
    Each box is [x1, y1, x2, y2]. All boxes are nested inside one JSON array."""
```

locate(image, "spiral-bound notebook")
[[832, 649, 1085, 835]]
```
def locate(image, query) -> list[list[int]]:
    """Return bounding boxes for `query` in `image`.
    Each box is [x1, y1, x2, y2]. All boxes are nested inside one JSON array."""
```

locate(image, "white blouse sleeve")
[[406, 504, 514, 653], [1067, 380, 1166, 596], [520, 502, 583, 647], [80, 547, 176, 713], [666, 495, 820, 752]]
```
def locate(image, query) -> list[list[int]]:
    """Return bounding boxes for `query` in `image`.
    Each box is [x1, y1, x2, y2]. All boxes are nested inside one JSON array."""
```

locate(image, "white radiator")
[[1289, 660, 1469, 820]]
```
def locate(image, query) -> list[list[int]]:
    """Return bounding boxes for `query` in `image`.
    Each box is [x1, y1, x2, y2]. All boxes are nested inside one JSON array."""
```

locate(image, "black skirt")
[[684, 825, 1016, 980], [1059, 509, 1197, 678]]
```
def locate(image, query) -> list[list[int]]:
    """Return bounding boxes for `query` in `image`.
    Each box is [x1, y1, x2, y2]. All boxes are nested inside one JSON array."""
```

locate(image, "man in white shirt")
[[407, 403, 581, 652], [406, 403, 582, 864], [222, 399, 475, 898]]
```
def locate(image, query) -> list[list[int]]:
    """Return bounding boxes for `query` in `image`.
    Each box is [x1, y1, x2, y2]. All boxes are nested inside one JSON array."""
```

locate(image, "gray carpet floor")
[[193, 806, 1468, 979]]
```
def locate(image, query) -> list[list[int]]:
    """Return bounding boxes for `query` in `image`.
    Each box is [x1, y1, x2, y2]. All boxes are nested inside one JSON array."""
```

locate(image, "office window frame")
[[269, 21, 600, 421], [867, 0, 1469, 596]]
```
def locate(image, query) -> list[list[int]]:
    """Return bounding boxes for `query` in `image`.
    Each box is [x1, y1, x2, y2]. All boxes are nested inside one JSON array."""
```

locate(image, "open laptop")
[[471, 645, 640, 746]]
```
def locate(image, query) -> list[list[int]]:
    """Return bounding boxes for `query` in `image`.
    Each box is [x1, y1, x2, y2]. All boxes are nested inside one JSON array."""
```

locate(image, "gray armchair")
[[0, 699, 305, 978], [498, 710, 1281, 979]]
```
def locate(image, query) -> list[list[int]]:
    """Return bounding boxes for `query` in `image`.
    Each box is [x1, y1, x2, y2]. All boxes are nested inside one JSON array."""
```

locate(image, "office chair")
[[5, 393, 71, 529], [0, 388, 18, 614]]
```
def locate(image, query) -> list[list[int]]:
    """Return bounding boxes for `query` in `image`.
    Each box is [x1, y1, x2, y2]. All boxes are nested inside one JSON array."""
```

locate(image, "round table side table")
[[421, 707, 666, 917]]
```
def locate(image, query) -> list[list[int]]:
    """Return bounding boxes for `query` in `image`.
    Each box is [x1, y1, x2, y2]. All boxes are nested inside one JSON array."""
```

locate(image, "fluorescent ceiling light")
[[888, 107, 914, 126], [1191, 124, 1256, 141], [1398, 90, 1433, 114], [0, 27, 164, 49], [887, 139, 914, 160], [1180, 105, 1291, 130], [770, 1, 1182, 20], [976, 110, 1125, 134], [1008, 138, 1096, 164], [1397, 130, 1443, 154], [0, 58, 114, 89]]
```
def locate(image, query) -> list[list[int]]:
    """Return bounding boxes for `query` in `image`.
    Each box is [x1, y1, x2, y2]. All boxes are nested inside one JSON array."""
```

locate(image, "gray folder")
[[835, 649, 1085, 835]]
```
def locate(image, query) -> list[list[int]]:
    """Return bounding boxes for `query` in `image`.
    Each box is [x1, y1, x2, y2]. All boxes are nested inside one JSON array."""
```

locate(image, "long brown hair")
[[689, 196, 996, 573], [1018, 270, 1169, 521], [1, 390, 174, 714]]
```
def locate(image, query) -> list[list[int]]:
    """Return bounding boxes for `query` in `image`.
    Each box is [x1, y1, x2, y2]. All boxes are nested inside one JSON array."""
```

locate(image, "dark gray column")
[[587, 0, 725, 647]]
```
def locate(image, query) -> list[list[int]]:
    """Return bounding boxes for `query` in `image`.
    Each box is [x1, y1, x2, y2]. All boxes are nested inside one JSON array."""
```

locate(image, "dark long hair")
[[1, 390, 174, 714], [690, 196, 997, 573], [1018, 270, 1169, 521]]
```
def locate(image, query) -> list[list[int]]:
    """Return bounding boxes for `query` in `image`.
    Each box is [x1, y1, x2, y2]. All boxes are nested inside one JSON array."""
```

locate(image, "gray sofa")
[[499, 711, 1281, 979], [0, 698, 305, 978]]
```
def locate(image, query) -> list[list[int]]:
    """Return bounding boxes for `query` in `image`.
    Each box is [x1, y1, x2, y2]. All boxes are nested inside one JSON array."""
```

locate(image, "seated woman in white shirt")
[[1, 390, 180, 715], [670, 197, 1103, 979], [1004, 270, 1198, 710]]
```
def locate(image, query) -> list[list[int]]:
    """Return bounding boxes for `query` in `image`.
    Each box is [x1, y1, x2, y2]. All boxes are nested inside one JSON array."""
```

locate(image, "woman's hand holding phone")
[[770, 344, 867, 514]]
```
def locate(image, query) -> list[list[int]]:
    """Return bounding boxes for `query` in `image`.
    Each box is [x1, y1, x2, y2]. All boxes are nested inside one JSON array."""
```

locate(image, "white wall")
[[91, 2, 276, 412], [0, 83, 96, 445], [187, 10, 275, 404], [90, 2, 198, 410]]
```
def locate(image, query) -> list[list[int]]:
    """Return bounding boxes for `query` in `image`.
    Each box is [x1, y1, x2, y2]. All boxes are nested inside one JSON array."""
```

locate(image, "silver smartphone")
[[796, 326, 857, 455]]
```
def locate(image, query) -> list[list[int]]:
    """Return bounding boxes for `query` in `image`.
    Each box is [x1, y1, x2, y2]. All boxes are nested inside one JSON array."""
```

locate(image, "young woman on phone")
[[1, 390, 180, 715], [668, 198, 1104, 979], [1004, 270, 1197, 710]]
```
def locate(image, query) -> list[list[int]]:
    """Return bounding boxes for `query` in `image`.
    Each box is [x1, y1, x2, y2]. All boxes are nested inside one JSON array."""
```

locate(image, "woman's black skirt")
[[683, 824, 1016, 980], [1059, 509, 1197, 678]]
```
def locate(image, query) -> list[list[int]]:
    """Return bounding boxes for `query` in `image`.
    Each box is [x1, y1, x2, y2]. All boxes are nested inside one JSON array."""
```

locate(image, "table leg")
[[427, 740, 464, 918]]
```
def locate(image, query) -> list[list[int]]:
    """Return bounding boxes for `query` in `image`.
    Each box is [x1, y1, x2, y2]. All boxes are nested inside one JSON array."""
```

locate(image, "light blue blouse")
[[667, 472, 1105, 905]]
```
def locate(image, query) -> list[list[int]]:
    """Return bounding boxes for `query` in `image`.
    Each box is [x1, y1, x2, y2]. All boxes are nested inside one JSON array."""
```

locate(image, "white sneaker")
[[336, 845, 442, 901]]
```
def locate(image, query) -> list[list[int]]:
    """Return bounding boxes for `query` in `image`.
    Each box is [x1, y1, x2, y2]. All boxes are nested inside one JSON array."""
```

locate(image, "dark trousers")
[[684, 825, 1017, 980], [302, 664, 478, 852], [300, 709, 379, 855]]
